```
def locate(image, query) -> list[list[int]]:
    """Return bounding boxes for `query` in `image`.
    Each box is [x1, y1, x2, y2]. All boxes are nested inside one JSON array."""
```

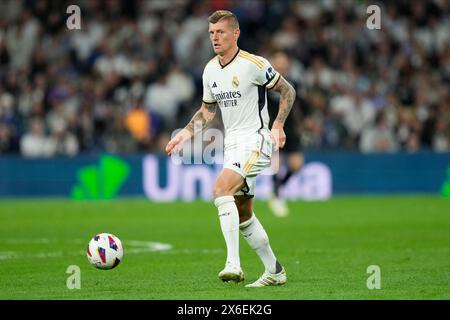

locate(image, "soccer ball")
[[87, 233, 123, 270]]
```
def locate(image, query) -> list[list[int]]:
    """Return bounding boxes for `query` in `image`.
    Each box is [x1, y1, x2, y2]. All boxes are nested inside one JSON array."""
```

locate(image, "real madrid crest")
[[232, 76, 239, 88]]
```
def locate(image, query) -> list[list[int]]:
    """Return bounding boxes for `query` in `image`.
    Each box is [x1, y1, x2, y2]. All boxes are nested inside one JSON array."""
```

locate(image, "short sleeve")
[[253, 57, 281, 89], [202, 68, 216, 104]]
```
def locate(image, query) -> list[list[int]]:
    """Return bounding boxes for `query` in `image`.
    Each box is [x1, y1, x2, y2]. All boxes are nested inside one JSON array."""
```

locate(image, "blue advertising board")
[[0, 152, 449, 199]]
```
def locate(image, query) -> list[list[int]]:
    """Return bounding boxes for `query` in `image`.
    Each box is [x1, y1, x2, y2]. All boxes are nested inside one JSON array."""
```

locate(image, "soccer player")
[[165, 10, 296, 287], [267, 51, 304, 217]]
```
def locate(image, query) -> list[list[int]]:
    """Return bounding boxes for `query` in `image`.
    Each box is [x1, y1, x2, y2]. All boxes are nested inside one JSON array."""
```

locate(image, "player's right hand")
[[165, 135, 184, 156], [270, 123, 286, 151], [165, 129, 191, 156]]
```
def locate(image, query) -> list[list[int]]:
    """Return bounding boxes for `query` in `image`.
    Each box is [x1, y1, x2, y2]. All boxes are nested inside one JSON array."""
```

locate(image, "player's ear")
[[234, 28, 240, 41]]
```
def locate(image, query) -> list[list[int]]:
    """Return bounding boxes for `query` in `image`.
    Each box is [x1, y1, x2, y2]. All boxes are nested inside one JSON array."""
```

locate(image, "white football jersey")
[[202, 48, 280, 147]]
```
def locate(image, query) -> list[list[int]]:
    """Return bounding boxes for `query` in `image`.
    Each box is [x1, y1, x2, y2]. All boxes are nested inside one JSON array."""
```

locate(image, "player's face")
[[208, 20, 238, 55]]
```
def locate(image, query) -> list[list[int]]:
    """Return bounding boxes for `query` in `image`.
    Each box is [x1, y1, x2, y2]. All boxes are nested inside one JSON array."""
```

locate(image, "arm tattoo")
[[185, 103, 217, 135], [271, 77, 296, 125], [205, 102, 217, 114], [185, 110, 206, 134]]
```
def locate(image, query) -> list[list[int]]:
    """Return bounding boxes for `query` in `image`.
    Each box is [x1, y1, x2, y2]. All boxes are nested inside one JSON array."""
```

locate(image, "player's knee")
[[289, 154, 304, 171], [238, 209, 252, 224], [213, 194, 235, 209], [213, 185, 231, 199], [236, 202, 253, 223], [291, 162, 302, 172], [213, 182, 239, 199], [239, 214, 252, 224], [212, 185, 222, 199]]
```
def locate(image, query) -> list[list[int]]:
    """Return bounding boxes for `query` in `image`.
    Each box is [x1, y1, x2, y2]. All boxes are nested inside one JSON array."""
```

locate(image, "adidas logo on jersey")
[[233, 162, 241, 168], [212, 82, 217, 88]]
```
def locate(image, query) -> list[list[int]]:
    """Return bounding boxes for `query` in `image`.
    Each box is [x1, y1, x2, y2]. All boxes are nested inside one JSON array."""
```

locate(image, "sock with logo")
[[214, 196, 240, 268], [239, 213, 282, 274]]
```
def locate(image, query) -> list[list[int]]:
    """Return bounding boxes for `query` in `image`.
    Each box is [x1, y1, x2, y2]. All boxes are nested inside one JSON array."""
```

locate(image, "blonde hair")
[[208, 10, 239, 30]]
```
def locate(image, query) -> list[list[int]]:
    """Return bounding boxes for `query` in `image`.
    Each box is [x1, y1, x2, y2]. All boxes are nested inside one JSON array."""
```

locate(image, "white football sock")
[[240, 213, 278, 274], [214, 196, 240, 268]]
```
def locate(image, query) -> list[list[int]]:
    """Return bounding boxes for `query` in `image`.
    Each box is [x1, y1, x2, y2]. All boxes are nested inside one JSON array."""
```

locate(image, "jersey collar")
[[218, 48, 240, 69]]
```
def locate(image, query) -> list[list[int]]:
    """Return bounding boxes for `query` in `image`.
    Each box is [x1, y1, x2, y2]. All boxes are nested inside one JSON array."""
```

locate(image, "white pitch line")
[[0, 238, 223, 261], [159, 248, 223, 255], [0, 251, 17, 260], [124, 240, 172, 253], [4, 238, 52, 244], [0, 251, 64, 260], [0, 239, 173, 260]]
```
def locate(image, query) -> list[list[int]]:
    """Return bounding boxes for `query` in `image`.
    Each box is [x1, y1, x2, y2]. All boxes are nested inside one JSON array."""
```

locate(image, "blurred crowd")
[[0, 0, 449, 158]]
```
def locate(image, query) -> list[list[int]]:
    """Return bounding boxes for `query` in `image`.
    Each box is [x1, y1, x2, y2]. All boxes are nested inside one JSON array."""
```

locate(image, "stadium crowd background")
[[0, 0, 448, 158]]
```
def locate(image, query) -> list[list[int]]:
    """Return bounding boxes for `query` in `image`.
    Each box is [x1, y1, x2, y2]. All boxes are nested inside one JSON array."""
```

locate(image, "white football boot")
[[268, 196, 289, 218], [245, 267, 287, 288], [218, 263, 245, 283]]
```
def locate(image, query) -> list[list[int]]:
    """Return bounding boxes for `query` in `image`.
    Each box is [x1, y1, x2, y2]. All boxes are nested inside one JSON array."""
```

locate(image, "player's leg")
[[236, 195, 282, 273], [271, 152, 285, 198], [269, 152, 304, 217], [213, 168, 245, 282], [269, 152, 289, 217], [287, 152, 304, 177], [275, 151, 303, 194], [235, 195, 286, 287]]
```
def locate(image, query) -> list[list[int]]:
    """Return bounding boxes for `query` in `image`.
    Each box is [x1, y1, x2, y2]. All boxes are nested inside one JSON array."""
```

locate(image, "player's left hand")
[[271, 123, 286, 151]]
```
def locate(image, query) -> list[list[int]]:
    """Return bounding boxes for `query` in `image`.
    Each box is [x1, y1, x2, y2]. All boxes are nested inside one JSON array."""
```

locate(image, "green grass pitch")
[[0, 196, 449, 300]]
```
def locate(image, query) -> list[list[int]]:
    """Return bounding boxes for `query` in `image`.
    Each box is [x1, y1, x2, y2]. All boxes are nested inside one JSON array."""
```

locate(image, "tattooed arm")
[[184, 102, 217, 136], [165, 102, 217, 155], [268, 75, 296, 149]]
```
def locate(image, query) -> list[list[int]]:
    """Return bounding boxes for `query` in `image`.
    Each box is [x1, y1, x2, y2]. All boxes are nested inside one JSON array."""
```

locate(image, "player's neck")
[[218, 46, 239, 66]]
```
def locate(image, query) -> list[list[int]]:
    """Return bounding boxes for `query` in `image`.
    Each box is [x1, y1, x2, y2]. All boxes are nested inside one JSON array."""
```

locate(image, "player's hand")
[[165, 129, 191, 156], [271, 122, 286, 151]]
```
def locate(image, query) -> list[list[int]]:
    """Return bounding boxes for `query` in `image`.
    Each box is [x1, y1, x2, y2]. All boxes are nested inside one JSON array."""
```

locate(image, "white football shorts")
[[223, 130, 273, 197]]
